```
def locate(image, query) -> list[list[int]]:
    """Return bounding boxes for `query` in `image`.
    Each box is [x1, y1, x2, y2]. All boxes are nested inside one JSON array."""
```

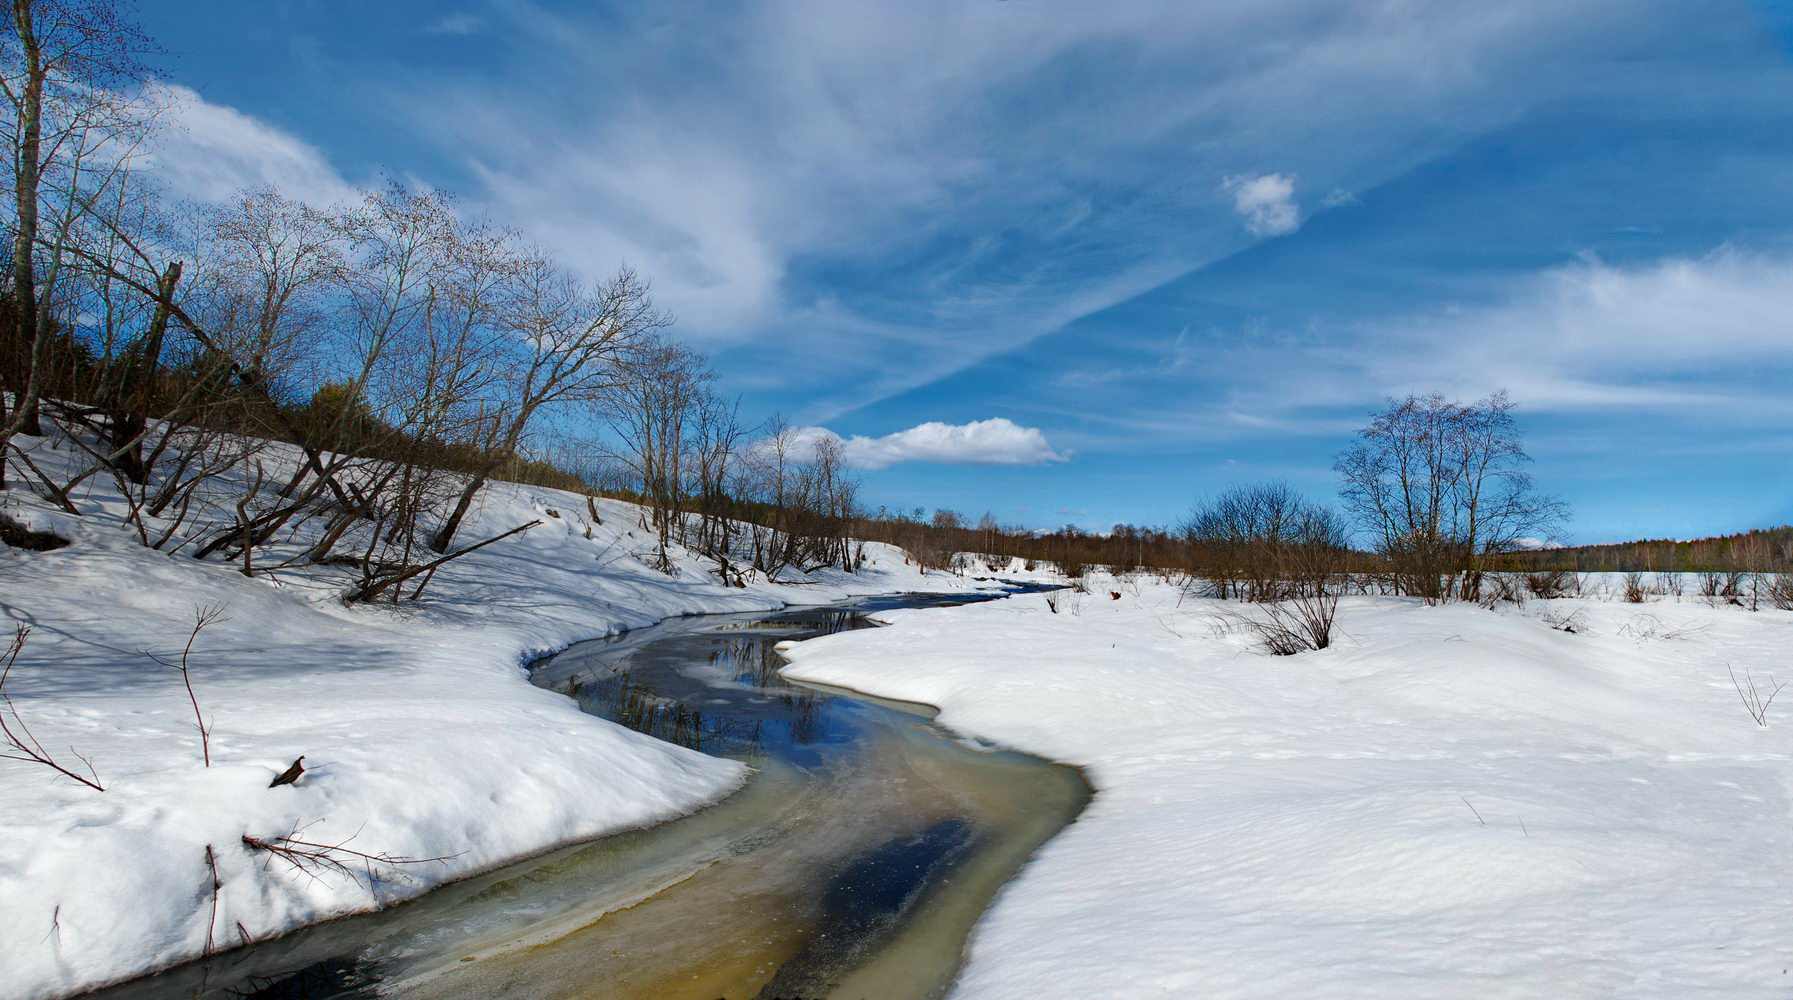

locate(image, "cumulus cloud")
[[1222, 172, 1301, 236], [144, 83, 359, 207], [788, 418, 1067, 470]]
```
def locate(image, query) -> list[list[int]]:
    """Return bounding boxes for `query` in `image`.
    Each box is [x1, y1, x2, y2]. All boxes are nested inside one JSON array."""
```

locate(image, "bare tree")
[[429, 255, 663, 553], [1, 0, 156, 479], [599, 335, 709, 571], [1335, 390, 1565, 602]]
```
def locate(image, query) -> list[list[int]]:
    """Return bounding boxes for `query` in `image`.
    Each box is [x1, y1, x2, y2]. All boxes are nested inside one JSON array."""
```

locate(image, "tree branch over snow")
[[242, 824, 460, 887], [0, 626, 104, 790]]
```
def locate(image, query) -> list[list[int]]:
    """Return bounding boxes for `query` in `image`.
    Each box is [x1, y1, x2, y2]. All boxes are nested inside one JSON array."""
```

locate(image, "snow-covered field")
[[780, 575, 1793, 998], [0, 433, 994, 1000]]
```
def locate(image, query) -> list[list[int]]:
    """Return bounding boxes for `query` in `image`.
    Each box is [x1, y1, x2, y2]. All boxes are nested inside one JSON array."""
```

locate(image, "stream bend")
[[91, 589, 1090, 1000]]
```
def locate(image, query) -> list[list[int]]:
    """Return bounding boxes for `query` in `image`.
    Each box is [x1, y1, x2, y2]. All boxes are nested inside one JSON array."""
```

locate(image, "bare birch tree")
[[1335, 390, 1565, 602]]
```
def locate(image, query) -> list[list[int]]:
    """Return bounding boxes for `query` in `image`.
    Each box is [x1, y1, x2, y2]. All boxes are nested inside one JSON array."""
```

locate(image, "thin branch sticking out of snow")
[[1727, 663, 1784, 728], [0, 627, 105, 791]]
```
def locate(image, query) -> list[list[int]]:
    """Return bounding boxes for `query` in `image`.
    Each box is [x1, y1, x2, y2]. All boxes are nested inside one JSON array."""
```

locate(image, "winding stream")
[[95, 590, 1088, 1000]]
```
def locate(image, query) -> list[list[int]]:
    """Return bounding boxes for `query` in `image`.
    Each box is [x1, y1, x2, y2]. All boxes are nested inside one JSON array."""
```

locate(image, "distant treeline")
[[1494, 526, 1793, 574], [853, 510, 1186, 577]]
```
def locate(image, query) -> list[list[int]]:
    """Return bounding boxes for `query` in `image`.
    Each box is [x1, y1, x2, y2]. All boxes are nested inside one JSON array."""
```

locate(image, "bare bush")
[[1058, 556, 1087, 587], [1183, 482, 1347, 602], [1621, 571, 1648, 603], [1227, 592, 1341, 655], [1728, 664, 1784, 727], [1525, 569, 1574, 599], [1480, 572, 1526, 608], [1768, 574, 1793, 612]]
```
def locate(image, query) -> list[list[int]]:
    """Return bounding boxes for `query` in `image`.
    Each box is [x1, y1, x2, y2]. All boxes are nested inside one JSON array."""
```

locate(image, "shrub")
[[1524, 569, 1574, 599]]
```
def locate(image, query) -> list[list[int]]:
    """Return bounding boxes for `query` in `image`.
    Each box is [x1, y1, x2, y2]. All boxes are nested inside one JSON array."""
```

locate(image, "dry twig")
[[0, 627, 104, 791], [143, 604, 229, 766], [242, 825, 460, 888], [1728, 663, 1784, 728]]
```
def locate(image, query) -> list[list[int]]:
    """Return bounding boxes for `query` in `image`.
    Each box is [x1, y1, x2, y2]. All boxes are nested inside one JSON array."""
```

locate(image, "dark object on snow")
[[270, 756, 306, 788], [0, 513, 68, 551], [1110, 591, 1121, 600]]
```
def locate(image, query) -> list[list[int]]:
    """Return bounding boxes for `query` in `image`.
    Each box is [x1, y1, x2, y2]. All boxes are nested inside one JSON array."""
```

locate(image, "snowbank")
[[779, 576, 1793, 998], [0, 433, 994, 999]]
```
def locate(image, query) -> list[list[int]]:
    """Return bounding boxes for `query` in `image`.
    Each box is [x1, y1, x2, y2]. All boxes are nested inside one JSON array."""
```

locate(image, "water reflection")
[[539, 606, 883, 769]]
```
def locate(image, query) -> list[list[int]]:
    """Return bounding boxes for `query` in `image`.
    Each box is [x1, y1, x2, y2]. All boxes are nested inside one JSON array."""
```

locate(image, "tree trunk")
[[429, 471, 489, 554], [7, 0, 44, 439], [111, 261, 182, 485]]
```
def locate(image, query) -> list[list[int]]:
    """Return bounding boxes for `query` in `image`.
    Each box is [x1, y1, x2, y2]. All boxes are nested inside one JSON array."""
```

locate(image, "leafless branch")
[[1728, 663, 1784, 727], [242, 825, 461, 889], [0, 626, 104, 790], [143, 603, 229, 766]]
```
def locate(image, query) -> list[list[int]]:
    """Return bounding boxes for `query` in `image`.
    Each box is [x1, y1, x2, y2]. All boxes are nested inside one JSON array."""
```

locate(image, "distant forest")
[[857, 515, 1793, 578], [1495, 525, 1793, 574]]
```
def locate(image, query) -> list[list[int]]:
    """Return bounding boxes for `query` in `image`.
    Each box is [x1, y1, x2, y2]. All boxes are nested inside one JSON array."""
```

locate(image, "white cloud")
[[351, 0, 1650, 419], [788, 418, 1067, 470], [1222, 172, 1301, 237], [1026, 247, 1793, 458], [144, 83, 359, 207], [1382, 249, 1793, 411], [425, 12, 484, 36]]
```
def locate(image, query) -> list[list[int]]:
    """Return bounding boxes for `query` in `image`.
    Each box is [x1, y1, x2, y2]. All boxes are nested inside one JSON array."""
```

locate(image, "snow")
[[778, 574, 1793, 998], [0, 428, 995, 1000]]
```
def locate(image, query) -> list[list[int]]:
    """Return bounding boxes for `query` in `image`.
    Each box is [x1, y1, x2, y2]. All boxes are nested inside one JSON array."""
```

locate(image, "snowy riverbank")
[[779, 576, 1793, 998], [0, 446, 997, 1000]]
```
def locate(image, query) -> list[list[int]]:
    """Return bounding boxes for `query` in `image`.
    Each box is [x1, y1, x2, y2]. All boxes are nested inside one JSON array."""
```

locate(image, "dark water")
[[90, 589, 1088, 1000]]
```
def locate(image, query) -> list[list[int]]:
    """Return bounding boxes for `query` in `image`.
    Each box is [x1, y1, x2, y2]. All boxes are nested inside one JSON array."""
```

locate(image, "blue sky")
[[137, 0, 1793, 542]]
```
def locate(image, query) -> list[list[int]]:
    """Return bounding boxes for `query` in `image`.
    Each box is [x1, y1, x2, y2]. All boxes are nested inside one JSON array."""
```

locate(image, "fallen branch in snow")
[[242, 827, 461, 888], [143, 604, 230, 767], [1727, 663, 1784, 728], [0, 626, 105, 791], [1539, 608, 1586, 634], [343, 519, 543, 604], [1461, 797, 1487, 826], [1618, 614, 1709, 642]]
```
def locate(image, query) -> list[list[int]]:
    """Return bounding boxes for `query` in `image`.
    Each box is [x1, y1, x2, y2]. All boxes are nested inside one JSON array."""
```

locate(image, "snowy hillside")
[[0, 431, 995, 1000], [780, 574, 1793, 999]]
